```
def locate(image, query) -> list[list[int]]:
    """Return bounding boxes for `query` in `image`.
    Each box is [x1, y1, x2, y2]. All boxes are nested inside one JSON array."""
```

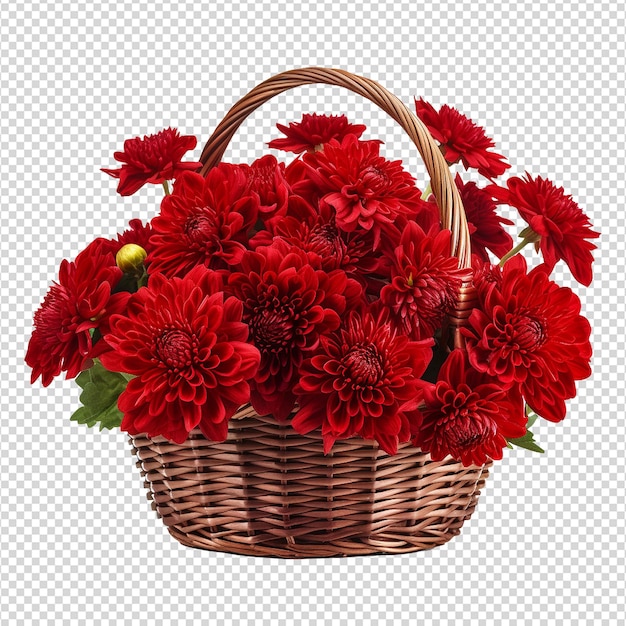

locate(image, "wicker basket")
[[129, 68, 491, 558]]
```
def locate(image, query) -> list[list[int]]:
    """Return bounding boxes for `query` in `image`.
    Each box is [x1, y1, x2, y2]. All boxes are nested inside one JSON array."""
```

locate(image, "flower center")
[[307, 222, 347, 260], [249, 163, 274, 194], [184, 211, 218, 246], [443, 415, 492, 452], [249, 306, 295, 353], [512, 314, 546, 351], [437, 390, 493, 453], [361, 164, 391, 191], [342, 344, 384, 386], [155, 329, 196, 371]]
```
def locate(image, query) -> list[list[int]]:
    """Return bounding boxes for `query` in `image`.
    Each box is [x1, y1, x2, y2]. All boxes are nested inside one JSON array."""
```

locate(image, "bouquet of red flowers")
[[25, 68, 600, 557], [27, 97, 597, 470]]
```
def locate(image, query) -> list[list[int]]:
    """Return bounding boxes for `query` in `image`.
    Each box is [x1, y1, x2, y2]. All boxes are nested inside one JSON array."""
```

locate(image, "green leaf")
[[70, 361, 131, 431], [507, 432, 545, 454], [525, 404, 539, 428], [507, 406, 545, 453]]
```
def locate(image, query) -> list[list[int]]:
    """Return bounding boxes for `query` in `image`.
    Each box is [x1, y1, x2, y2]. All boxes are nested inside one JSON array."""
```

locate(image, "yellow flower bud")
[[116, 243, 147, 273]]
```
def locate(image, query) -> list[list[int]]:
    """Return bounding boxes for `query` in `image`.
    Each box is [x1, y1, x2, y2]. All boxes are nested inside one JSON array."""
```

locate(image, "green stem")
[[137, 268, 148, 289], [421, 181, 432, 200], [162, 180, 170, 195], [499, 238, 532, 267]]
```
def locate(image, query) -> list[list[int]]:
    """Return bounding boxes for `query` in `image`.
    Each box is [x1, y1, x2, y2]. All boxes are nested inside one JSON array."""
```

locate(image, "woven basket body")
[[131, 68, 491, 558], [130, 411, 490, 558]]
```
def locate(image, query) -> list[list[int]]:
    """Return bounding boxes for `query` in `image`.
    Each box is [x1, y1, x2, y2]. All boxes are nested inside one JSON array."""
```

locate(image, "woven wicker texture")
[[131, 68, 491, 558], [130, 414, 490, 558]]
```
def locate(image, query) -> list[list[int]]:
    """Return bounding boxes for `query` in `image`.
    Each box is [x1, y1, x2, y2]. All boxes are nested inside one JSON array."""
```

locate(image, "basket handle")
[[198, 67, 472, 269], [198, 68, 475, 342]]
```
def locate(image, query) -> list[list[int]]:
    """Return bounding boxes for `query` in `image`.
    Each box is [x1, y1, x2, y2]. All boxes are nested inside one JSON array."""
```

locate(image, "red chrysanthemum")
[[413, 349, 527, 466], [471, 256, 502, 305], [268, 113, 367, 154], [414, 196, 442, 234], [26, 241, 130, 386], [251, 201, 384, 282], [101, 127, 202, 196], [242, 155, 290, 219], [488, 174, 599, 286], [302, 135, 423, 246], [113, 219, 154, 255], [293, 310, 433, 455], [100, 266, 260, 444], [378, 222, 465, 340], [96, 219, 155, 265], [148, 166, 259, 278], [455, 174, 513, 261], [228, 240, 354, 420], [463, 256, 592, 423], [415, 98, 510, 179]]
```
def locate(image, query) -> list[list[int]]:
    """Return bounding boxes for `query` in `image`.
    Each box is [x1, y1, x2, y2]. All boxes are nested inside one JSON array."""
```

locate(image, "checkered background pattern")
[[1, 1, 624, 624]]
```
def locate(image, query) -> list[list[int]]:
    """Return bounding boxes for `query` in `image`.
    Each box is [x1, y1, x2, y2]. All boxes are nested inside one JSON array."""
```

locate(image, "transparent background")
[[1, 1, 624, 624]]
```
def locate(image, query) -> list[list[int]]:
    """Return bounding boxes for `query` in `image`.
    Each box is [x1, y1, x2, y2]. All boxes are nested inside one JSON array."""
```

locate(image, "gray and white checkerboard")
[[1, 1, 624, 624]]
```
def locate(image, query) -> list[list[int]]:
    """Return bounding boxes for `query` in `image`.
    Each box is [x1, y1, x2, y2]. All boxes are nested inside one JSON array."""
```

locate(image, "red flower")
[[228, 240, 354, 420], [471, 256, 503, 305], [113, 219, 154, 255], [415, 98, 510, 178], [26, 241, 130, 386], [488, 174, 599, 286], [463, 256, 592, 422], [100, 266, 260, 444], [414, 197, 442, 234], [97, 219, 154, 265], [148, 166, 259, 278], [455, 174, 513, 261], [252, 201, 384, 282], [102, 128, 202, 196], [293, 310, 433, 455], [378, 222, 464, 340], [302, 135, 423, 246], [413, 349, 527, 466], [242, 155, 290, 219], [268, 113, 367, 154]]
